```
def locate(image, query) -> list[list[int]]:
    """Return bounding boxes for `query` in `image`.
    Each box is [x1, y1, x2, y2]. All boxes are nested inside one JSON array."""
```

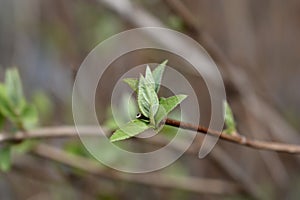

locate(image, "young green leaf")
[[137, 75, 159, 120], [14, 140, 37, 154], [145, 65, 155, 88], [123, 78, 138, 91], [110, 119, 150, 142], [149, 104, 158, 126], [104, 93, 138, 131], [155, 94, 187, 125], [224, 101, 237, 135], [0, 146, 11, 172], [152, 60, 167, 92], [145, 66, 158, 125], [137, 76, 150, 117], [123, 93, 138, 120], [5, 68, 25, 108]]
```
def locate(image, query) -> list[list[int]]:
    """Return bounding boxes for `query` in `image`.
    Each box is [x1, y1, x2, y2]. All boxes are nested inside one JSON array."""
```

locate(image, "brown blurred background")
[[1, 0, 300, 199]]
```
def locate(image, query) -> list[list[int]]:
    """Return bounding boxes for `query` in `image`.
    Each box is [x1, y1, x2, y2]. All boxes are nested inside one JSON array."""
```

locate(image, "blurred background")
[[1, 0, 300, 199]]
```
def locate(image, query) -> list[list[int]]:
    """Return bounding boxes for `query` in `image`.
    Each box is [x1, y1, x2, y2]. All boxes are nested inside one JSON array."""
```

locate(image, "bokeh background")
[[1, 0, 300, 199]]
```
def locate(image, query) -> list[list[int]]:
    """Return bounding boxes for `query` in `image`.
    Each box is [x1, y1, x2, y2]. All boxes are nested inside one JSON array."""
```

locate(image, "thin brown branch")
[[161, 0, 292, 189], [32, 143, 240, 195], [0, 125, 257, 196], [99, 0, 300, 154], [165, 118, 300, 154], [163, 0, 300, 147], [0, 126, 104, 144], [1, 121, 300, 154]]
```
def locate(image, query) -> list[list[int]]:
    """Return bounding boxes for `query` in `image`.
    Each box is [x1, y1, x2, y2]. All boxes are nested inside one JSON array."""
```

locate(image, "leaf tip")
[[223, 100, 237, 135], [109, 135, 119, 143], [123, 78, 138, 91], [109, 130, 125, 143], [162, 60, 168, 65], [180, 94, 188, 99]]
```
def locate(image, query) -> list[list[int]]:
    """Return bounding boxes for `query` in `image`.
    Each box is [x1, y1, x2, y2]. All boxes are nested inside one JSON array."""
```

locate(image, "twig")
[[163, 0, 300, 148], [95, 0, 260, 197], [0, 125, 256, 196], [0, 126, 104, 144], [1, 121, 300, 154], [165, 118, 300, 154], [162, 0, 292, 189], [94, 0, 300, 154], [32, 143, 240, 195]]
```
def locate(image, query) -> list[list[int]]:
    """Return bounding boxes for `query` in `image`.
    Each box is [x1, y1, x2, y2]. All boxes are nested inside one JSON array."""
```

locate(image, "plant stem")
[[165, 118, 300, 154], [1, 121, 300, 154]]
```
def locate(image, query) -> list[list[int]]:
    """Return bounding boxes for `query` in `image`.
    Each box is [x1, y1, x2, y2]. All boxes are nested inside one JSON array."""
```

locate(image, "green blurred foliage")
[[32, 91, 54, 124], [42, 3, 123, 57], [167, 15, 184, 31], [13, 140, 37, 154], [0, 146, 11, 172], [64, 140, 92, 158], [0, 68, 38, 130], [0, 68, 39, 171]]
